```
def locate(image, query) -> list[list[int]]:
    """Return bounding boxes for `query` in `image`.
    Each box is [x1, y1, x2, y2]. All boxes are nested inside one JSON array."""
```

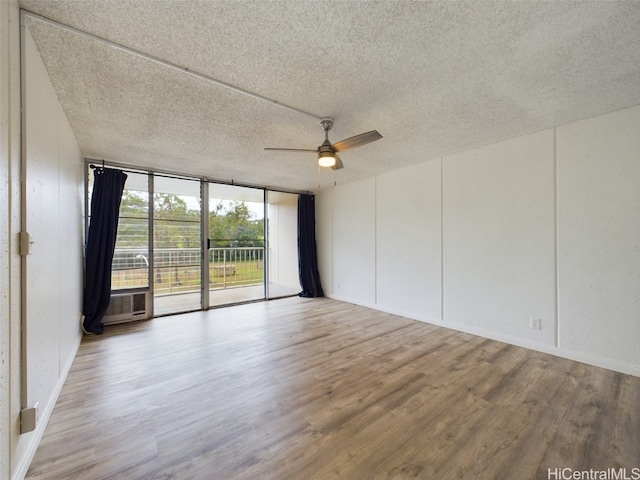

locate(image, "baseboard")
[[325, 293, 379, 311], [421, 316, 640, 378], [12, 332, 82, 480], [325, 294, 640, 378]]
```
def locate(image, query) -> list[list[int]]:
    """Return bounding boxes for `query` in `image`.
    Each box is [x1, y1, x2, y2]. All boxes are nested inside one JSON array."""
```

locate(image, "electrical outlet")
[[529, 317, 541, 330]]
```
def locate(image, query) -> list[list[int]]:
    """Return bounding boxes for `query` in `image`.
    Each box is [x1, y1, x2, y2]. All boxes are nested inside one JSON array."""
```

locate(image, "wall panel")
[[25, 28, 63, 409], [557, 105, 640, 367], [442, 129, 556, 346], [376, 161, 442, 322], [56, 102, 84, 369], [332, 178, 376, 305], [318, 107, 640, 375], [316, 188, 333, 295], [15, 26, 84, 479]]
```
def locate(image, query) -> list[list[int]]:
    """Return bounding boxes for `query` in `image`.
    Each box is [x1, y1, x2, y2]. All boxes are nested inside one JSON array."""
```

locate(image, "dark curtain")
[[82, 167, 128, 334], [298, 194, 324, 298]]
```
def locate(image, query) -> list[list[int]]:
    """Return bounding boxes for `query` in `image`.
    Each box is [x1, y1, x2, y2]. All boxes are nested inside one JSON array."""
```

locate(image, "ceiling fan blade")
[[264, 147, 317, 153], [331, 154, 344, 170], [332, 130, 382, 152]]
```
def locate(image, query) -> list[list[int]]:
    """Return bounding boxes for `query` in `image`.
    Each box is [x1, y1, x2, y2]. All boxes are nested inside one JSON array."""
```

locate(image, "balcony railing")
[[111, 247, 264, 295]]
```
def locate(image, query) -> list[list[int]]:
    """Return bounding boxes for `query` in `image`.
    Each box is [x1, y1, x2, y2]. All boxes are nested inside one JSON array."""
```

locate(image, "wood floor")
[[26, 297, 639, 480]]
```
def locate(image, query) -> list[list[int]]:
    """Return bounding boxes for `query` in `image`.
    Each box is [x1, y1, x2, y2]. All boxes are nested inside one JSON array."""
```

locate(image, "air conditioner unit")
[[103, 289, 151, 325]]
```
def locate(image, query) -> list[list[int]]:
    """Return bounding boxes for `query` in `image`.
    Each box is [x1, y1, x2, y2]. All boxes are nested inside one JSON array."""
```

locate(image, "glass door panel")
[[267, 191, 300, 298], [153, 176, 202, 315], [208, 183, 265, 307], [89, 170, 151, 293], [112, 172, 150, 292]]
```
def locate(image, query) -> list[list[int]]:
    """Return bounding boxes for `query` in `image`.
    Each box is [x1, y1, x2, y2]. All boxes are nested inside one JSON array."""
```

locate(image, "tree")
[[153, 194, 199, 249], [117, 192, 264, 249], [209, 201, 264, 248], [154, 194, 193, 221], [115, 190, 149, 248]]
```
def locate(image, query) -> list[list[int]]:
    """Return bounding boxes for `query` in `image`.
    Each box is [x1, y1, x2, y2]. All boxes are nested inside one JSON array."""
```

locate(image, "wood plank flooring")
[[26, 297, 639, 479]]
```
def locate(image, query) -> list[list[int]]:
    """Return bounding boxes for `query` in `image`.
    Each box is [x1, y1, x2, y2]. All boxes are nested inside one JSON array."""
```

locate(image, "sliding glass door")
[[208, 183, 265, 307], [95, 161, 301, 317], [266, 191, 300, 298], [153, 176, 202, 315]]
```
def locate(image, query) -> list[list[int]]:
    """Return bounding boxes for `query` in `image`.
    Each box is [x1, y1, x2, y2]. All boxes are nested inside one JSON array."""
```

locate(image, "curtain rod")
[[21, 9, 324, 122], [87, 160, 312, 196]]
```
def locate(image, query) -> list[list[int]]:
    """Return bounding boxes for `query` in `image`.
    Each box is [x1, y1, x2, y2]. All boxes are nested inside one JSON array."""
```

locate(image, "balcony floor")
[[153, 283, 299, 316]]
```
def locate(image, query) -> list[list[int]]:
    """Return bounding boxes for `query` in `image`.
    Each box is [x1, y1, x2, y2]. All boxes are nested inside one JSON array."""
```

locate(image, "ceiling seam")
[[20, 8, 324, 121]]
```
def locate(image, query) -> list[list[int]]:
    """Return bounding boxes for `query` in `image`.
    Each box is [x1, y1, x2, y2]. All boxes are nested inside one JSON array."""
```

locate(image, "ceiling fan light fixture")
[[265, 117, 381, 172], [318, 151, 336, 167]]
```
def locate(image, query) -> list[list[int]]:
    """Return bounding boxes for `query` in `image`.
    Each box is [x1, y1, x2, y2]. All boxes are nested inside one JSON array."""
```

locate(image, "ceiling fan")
[[265, 118, 382, 170]]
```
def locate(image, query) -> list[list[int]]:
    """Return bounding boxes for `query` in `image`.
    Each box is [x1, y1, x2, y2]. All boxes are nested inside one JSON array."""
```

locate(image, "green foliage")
[[209, 201, 264, 248], [154, 194, 195, 222], [116, 191, 149, 248], [119, 191, 148, 217], [117, 191, 264, 249]]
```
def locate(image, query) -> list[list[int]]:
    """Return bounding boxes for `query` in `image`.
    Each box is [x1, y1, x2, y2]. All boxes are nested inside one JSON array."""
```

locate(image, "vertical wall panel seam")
[[440, 157, 444, 322], [333, 186, 336, 295], [57, 104, 62, 377], [554, 127, 560, 349], [373, 176, 378, 306]]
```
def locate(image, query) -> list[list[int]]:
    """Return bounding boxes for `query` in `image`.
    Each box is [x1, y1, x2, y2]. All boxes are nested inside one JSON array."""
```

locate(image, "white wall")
[[331, 177, 376, 306], [376, 161, 442, 323], [7, 25, 85, 480], [443, 129, 557, 347], [316, 186, 333, 295], [557, 106, 640, 368], [317, 104, 640, 376]]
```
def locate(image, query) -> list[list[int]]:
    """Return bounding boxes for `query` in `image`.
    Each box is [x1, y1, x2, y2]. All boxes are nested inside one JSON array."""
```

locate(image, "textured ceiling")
[[18, 0, 640, 192]]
